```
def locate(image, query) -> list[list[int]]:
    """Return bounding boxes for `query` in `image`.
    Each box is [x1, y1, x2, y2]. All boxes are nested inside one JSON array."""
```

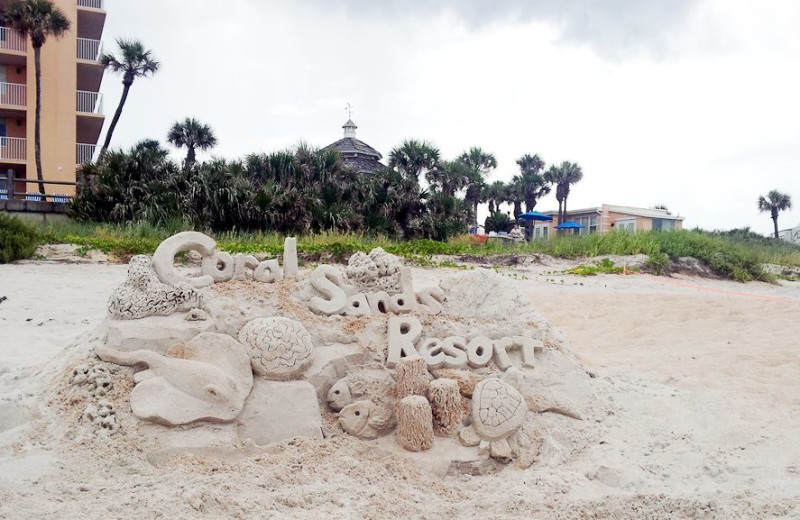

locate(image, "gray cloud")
[[297, 0, 703, 59]]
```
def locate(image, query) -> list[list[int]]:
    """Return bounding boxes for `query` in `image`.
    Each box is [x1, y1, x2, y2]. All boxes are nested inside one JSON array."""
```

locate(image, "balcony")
[[77, 0, 106, 41], [0, 26, 25, 52], [76, 143, 96, 164], [77, 38, 102, 61], [0, 82, 26, 107], [76, 38, 104, 91], [76, 90, 103, 114], [0, 136, 26, 162], [0, 26, 27, 66]]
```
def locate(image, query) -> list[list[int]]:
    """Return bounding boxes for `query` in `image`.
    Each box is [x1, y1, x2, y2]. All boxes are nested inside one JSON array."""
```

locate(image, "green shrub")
[[0, 213, 39, 263]]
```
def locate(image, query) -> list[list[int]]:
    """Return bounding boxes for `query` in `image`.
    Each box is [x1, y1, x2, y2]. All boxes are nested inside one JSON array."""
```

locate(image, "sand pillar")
[[396, 395, 434, 452], [395, 357, 429, 399], [428, 378, 462, 436], [283, 237, 298, 278]]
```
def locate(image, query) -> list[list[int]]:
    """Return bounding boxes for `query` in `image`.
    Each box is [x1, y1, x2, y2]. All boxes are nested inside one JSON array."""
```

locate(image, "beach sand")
[[0, 257, 798, 519]]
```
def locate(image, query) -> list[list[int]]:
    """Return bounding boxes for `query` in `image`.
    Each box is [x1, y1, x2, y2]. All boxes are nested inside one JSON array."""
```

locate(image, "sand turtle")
[[462, 377, 528, 461]]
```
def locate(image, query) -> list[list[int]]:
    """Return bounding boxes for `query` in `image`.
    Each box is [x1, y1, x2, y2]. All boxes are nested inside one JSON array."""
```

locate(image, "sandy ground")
[[0, 256, 799, 519]]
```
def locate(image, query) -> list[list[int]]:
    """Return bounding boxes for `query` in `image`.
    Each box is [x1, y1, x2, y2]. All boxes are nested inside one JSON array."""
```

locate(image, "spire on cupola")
[[343, 103, 357, 138], [343, 118, 357, 138]]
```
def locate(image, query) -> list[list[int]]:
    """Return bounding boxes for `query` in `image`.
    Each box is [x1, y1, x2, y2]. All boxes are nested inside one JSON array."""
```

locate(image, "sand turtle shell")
[[471, 378, 527, 442]]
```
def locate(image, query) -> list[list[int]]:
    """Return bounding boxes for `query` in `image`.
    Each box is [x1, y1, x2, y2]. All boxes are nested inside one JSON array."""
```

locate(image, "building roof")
[[326, 137, 383, 160], [323, 118, 384, 173], [543, 204, 685, 220]]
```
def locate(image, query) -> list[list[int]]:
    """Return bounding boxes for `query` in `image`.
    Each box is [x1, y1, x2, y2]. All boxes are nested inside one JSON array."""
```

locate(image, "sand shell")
[[238, 317, 314, 380], [471, 378, 527, 442]]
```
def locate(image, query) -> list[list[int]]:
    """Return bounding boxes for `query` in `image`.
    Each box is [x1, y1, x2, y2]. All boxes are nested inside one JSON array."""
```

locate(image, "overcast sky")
[[98, 0, 800, 235]]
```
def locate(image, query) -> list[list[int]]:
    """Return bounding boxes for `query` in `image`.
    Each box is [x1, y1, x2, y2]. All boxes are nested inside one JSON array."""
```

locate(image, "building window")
[[653, 218, 674, 231], [616, 219, 636, 232], [572, 216, 597, 234], [534, 225, 549, 239]]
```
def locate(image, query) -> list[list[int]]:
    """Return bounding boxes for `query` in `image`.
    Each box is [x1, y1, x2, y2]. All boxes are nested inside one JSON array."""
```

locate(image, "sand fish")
[[326, 369, 397, 412], [338, 400, 393, 440]]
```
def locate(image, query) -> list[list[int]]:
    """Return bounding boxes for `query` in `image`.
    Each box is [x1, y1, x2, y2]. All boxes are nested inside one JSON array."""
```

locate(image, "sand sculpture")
[[395, 357, 431, 399], [396, 395, 435, 451], [338, 400, 395, 440], [428, 378, 462, 436], [152, 231, 299, 288], [78, 232, 583, 470], [108, 255, 201, 320], [307, 260, 443, 317], [345, 247, 403, 293], [95, 333, 253, 426], [387, 316, 539, 370], [70, 364, 114, 398], [468, 378, 528, 460], [238, 317, 314, 380]]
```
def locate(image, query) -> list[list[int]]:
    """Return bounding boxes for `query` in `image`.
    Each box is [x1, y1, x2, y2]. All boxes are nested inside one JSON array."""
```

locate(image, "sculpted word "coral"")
[[108, 255, 201, 320], [152, 231, 299, 288]]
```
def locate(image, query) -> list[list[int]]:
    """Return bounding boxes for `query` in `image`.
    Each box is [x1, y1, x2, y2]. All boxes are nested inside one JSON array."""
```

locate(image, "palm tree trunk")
[[773, 214, 779, 239], [186, 146, 196, 168], [33, 45, 45, 195], [99, 82, 132, 157], [557, 200, 563, 224]]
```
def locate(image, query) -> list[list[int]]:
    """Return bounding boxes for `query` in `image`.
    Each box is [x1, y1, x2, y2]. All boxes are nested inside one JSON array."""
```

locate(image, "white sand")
[[1, 257, 799, 519]]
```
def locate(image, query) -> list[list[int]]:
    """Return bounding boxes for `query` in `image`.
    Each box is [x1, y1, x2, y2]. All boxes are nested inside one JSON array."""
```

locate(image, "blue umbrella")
[[516, 211, 553, 221], [554, 220, 585, 229]]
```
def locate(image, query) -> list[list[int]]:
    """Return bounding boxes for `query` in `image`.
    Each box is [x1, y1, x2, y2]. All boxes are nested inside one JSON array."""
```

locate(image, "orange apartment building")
[[0, 0, 105, 200]]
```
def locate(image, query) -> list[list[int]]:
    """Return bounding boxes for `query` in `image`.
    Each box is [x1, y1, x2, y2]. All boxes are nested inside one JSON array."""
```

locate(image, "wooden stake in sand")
[[428, 378, 462, 436], [396, 395, 434, 452], [395, 357, 430, 399]]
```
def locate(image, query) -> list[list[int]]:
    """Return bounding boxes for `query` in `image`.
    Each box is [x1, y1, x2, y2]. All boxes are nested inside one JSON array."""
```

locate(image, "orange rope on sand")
[[656, 277, 791, 302]]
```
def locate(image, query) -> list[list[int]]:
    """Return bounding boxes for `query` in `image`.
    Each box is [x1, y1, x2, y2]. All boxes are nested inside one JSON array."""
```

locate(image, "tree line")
[[69, 131, 583, 241]]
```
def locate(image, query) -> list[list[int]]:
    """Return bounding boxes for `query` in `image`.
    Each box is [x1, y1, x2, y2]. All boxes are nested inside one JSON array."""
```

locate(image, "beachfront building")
[[0, 0, 106, 199], [533, 204, 685, 238], [779, 224, 800, 244], [323, 118, 383, 174]]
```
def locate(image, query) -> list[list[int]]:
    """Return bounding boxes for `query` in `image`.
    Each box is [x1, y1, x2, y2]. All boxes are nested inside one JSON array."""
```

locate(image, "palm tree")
[[515, 154, 550, 212], [485, 180, 507, 214], [458, 147, 497, 218], [99, 39, 160, 156], [545, 161, 583, 223], [388, 139, 440, 181], [3, 0, 69, 194], [426, 160, 469, 197], [505, 177, 524, 217], [167, 118, 217, 167], [758, 190, 792, 239]]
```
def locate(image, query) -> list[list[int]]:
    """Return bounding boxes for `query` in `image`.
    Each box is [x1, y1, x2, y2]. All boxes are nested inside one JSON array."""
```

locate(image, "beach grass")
[[33, 220, 800, 282]]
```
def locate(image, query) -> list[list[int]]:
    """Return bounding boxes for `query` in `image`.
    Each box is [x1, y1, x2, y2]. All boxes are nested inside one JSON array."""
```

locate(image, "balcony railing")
[[77, 0, 104, 9], [77, 90, 103, 114], [0, 82, 26, 107], [77, 38, 102, 61], [76, 143, 96, 164], [0, 137, 26, 161], [0, 27, 26, 53]]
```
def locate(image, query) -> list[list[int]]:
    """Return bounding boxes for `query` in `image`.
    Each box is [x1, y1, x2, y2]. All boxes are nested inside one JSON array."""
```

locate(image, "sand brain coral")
[[238, 317, 314, 380], [345, 248, 402, 294]]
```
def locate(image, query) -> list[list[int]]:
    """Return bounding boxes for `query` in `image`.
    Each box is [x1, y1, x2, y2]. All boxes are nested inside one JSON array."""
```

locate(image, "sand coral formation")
[[238, 317, 314, 380], [107, 255, 201, 320]]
